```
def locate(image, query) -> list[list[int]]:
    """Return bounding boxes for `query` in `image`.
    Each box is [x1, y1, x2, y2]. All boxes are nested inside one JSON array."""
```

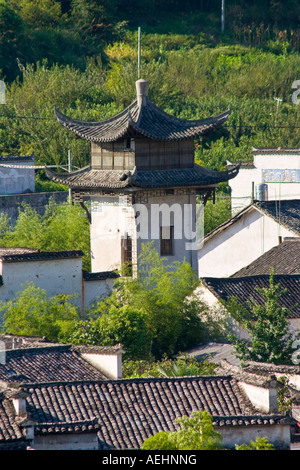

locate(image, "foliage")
[[227, 271, 297, 365], [142, 410, 223, 450], [69, 305, 152, 360], [0, 282, 80, 342], [123, 355, 217, 378], [204, 196, 231, 235], [277, 376, 293, 414], [66, 242, 210, 360], [235, 437, 274, 450], [0, 199, 91, 270]]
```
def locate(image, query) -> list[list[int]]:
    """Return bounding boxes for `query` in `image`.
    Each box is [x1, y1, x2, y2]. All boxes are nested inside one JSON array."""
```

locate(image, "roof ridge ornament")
[[136, 79, 148, 108]]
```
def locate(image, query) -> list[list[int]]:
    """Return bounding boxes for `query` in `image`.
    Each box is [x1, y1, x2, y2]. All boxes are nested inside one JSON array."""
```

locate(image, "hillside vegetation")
[[1, 1, 300, 186]]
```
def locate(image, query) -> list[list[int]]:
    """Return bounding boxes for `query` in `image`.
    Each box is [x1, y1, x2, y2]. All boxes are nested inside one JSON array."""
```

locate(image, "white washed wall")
[[198, 208, 298, 278], [0, 258, 83, 309]]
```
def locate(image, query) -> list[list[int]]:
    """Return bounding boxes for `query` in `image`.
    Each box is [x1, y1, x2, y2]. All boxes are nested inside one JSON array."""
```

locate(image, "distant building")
[[0, 367, 294, 450], [228, 147, 300, 215], [0, 247, 118, 313], [198, 199, 300, 278], [200, 274, 300, 339], [0, 154, 35, 195]]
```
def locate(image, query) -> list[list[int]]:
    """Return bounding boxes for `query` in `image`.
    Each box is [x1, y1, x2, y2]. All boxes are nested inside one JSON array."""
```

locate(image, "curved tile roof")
[[202, 274, 300, 319], [54, 80, 230, 143], [22, 375, 288, 449], [45, 164, 239, 191], [0, 345, 109, 383]]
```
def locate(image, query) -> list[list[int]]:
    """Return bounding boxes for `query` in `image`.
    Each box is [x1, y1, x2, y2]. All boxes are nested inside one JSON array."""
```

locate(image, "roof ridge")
[[21, 374, 234, 389]]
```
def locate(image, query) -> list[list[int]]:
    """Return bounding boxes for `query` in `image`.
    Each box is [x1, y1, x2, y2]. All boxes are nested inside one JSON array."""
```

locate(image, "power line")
[[1, 113, 300, 131]]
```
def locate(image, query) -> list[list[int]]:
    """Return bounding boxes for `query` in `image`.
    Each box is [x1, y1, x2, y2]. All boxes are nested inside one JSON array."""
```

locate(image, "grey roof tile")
[[232, 239, 300, 277], [0, 345, 109, 383], [54, 99, 229, 143], [45, 164, 239, 190], [20, 375, 286, 449], [202, 274, 300, 319]]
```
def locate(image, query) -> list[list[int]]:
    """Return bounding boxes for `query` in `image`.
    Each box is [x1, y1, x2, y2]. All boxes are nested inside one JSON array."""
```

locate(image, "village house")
[[197, 238, 300, 339], [227, 147, 300, 215], [0, 154, 35, 195], [0, 365, 294, 450], [0, 247, 118, 314], [199, 273, 300, 340], [197, 199, 300, 278], [0, 338, 125, 382]]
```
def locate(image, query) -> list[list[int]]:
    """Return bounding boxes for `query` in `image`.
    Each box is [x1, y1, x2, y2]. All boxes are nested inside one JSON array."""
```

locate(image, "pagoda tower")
[[46, 79, 238, 275]]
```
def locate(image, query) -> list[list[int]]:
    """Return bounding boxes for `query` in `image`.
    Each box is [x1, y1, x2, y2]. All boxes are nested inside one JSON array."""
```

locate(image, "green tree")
[[142, 410, 223, 450], [228, 271, 296, 365], [66, 242, 212, 360], [17, 0, 66, 28], [123, 355, 217, 378], [70, 305, 152, 360], [235, 437, 274, 450], [0, 1, 24, 81], [98, 242, 206, 359], [0, 199, 91, 270], [1, 282, 80, 342]]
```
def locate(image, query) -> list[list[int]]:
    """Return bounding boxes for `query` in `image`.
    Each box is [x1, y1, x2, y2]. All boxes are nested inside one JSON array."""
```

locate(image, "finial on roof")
[[136, 79, 148, 107]]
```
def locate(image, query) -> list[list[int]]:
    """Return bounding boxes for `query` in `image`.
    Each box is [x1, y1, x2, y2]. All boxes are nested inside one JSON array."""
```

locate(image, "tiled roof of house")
[[0, 345, 110, 383], [54, 79, 229, 143], [232, 239, 300, 277], [202, 274, 300, 319], [0, 394, 26, 445], [255, 200, 300, 236], [82, 270, 120, 281], [252, 147, 300, 155], [0, 334, 54, 350], [21, 375, 287, 449], [0, 248, 84, 263], [45, 164, 239, 191]]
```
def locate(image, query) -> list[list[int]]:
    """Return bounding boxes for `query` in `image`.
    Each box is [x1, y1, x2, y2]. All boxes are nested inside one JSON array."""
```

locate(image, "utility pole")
[[274, 97, 282, 126], [221, 0, 225, 32], [138, 26, 141, 79]]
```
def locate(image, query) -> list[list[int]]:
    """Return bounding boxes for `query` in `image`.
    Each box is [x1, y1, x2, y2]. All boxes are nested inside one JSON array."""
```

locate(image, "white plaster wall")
[[90, 196, 133, 272], [240, 382, 277, 413], [198, 208, 298, 278], [83, 278, 116, 309], [90, 193, 199, 273], [136, 193, 198, 272], [195, 284, 250, 340], [0, 164, 35, 195], [81, 352, 122, 379], [33, 433, 99, 450], [219, 424, 290, 450], [0, 258, 83, 309]]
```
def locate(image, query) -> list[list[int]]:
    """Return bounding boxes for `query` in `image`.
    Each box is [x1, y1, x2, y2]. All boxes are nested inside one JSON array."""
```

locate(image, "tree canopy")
[[67, 242, 216, 360], [0, 281, 80, 342], [227, 271, 297, 365]]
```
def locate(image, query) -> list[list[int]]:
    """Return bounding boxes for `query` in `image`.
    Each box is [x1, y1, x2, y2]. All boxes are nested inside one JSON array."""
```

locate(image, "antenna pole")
[[68, 149, 72, 203], [138, 27, 141, 79], [221, 0, 225, 32]]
